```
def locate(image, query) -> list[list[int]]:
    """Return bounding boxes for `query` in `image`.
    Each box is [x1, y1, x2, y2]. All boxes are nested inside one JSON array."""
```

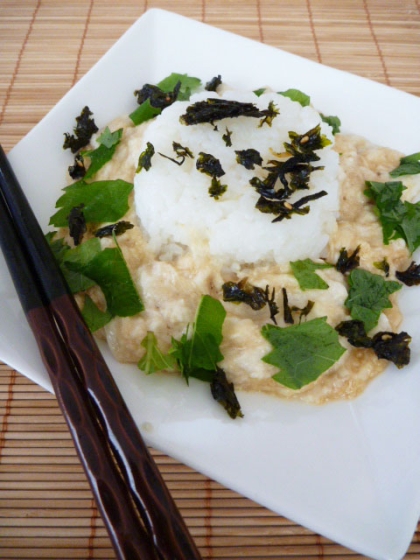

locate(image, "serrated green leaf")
[[365, 180, 420, 253], [278, 88, 311, 107], [82, 294, 113, 331], [65, 242, 143, 317], [138, 332, 176, 374], [345, 268, 401, 332], [390, 152, 420, 177], [262, 317, 346, 390], [49, 179, 133, 227], [81, 127, 123, 179], [170, 295, 226, 381], [290, 259, 333, 290]]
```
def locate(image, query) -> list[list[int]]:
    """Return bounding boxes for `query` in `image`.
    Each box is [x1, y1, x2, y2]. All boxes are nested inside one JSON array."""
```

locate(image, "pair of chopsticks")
[[0, 145, 203, 560]]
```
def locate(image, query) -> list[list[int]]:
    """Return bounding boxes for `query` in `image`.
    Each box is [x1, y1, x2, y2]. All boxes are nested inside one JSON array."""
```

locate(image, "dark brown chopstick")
[[0, 145, 203, 560]]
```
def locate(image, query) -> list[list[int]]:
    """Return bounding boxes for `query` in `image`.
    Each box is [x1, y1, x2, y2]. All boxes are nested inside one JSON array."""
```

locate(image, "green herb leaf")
[[365, 180, 420, 253], [49, 179, 133, 227], [320, 114, 341, 134], [290, 258, 333, 290], [81, 127, 123, 179], [390, 152, 420, 177], [157, 73, 201, 100], [345, 268, 401, 332], [65, 242, 143, 317], [46, 234, 97, 294], [279, 88, 311, 107], [82, 294, 113, 331], [129, 99, 162, 126], [130, 74, 201, 125], [262, 317, 346, 390], [138, 332, 177, 374], [170, 295, 226, 381]]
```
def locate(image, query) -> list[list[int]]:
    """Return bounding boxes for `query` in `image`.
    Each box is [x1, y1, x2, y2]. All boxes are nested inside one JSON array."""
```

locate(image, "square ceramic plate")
[[2, 9, 420, 559]]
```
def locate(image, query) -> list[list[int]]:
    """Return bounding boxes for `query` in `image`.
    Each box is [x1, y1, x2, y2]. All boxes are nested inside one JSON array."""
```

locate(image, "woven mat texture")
[[0, 1, 420, 558]]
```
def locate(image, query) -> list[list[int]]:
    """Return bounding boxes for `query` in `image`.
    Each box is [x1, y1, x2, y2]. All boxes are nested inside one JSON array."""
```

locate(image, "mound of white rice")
[[134, 89, 339, 265]]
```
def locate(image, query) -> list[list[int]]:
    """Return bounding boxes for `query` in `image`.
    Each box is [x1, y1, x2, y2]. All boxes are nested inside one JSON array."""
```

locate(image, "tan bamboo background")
[[1, 1, 420, 558]]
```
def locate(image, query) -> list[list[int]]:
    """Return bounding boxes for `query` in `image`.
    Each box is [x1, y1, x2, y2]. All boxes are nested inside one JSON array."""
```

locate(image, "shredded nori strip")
[[222, 279, 278, 323], [134, 81, 181, 109], [94, 221, 134, 238], [68, 153, 86, 179], [180, 98, 276, 126], [136, 142, 155, 172], [284, 125, 331, 156], [396, 261, 420, 286], [235, 149, 263, 170], [159, 142, 194, 166], [335, 319, 411, 368], [336, 246, 361, 274], [374, 258, 390, 277], [282, 288, 294, 324], [222, 128, 233, 147], [370, 331, 411, 368], [210, 367, 243, 419], [208, 177, 227, 199], [205, 75, 222, 92], [63, 106, 98, 154], [196, 152, 225, 178], [67, 204, 86, 246], [260, 190, 327, 222]]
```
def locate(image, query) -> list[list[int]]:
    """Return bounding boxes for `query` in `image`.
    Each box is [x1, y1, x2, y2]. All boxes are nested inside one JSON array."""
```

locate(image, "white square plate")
[[2, 9, 420, 559]]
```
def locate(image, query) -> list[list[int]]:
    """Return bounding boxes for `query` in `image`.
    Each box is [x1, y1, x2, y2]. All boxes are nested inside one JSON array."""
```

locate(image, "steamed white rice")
[[134, 89, 339, 265]]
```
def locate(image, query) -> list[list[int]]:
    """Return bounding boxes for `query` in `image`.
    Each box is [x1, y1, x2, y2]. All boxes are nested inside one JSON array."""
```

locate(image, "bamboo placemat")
[[0, 1, 420, 558]]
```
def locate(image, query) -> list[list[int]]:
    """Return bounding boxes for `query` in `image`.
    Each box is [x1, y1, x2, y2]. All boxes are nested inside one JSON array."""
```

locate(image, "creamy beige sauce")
[[78, 120, 413, 405]]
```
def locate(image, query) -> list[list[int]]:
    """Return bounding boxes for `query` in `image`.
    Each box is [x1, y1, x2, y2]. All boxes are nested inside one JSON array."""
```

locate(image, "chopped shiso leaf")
[[253, 87, 266, 97], [320, 114, 341, 135], [46, 233, 96, 294], [205, 75, 222, 92], [94, 220, 134, 238], [65, 241, 144, 317], [396, 261, 420, 286], [335, 246, 361, 274], [281, 287, 294, 324], [170, 295, 226, 382], [130, 73, 201, 125], [365, 180, 420, 254], [210, 367, 243, 419], [138, 299, 243, 419], [63, 106, 98, 153], [390, 152, 420, 177], [344, 269, 401, 333], [136, 142, 155, 173], [279, 88, 311, 107], [82, 294, 113, 332], [49, 179, 133, 227], [336, 319, 411, 368], [82, 127, 123, 180], [262, 317, 346, 390], [180, 98, 278, 126], [290, 258, 333, 290], [235, 148, 263, 170], [138, 332, 177, 375], [67, 204, 86, 246]]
